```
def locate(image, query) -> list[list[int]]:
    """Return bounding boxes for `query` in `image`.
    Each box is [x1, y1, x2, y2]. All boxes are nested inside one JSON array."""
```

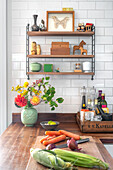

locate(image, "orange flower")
[[30, 96, 41, 106]]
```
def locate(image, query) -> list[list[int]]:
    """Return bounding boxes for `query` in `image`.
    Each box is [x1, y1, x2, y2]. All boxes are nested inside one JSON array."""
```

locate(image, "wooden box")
[[51, 48, 70, 55], [52, 42, 69, 48], [51, 42, 70, 55], [76, 112, 113, 133]]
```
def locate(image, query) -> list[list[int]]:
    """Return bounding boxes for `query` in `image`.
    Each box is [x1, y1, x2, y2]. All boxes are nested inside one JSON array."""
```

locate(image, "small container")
[[75, 63, 81, 70], [85, 111, 95, 121], [30, 62, 42, 72], [83, 62, 92, 73]]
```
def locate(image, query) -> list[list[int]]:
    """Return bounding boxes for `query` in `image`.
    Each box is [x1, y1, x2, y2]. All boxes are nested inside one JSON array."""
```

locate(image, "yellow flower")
[[11, 87, 14, 91], [18, 90, 22, 93], [23, 82, 29, 88], [39, 90, 42, 94], [15, 85, 22, 91], [21, 90, 28, 97], [30, 96, 41, 105]]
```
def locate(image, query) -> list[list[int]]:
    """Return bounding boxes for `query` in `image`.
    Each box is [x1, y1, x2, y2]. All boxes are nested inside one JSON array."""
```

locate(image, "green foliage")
[[56, 98, 64, 103], [41, 77, 64, 111]]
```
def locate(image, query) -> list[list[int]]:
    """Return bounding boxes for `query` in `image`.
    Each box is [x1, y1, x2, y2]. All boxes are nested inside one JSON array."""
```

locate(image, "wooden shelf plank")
[[27, 72, 94, 75], [27, 31, 94, 36], [27, 55, 94, 58]]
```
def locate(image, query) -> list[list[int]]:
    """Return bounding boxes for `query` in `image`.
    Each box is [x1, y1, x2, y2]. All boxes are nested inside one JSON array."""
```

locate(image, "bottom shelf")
[[27, 72, 94, 75]]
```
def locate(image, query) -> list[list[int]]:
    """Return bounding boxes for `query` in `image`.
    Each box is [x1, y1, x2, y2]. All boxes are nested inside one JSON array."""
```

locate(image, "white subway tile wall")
[[12, 0, 113, 113]]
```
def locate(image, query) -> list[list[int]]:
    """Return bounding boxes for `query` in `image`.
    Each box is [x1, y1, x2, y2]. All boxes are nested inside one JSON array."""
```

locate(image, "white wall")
[[11, 0, 113, 115], [0, 0, 7, 134]]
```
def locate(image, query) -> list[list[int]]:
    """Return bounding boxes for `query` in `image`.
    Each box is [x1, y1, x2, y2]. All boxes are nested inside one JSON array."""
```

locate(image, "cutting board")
[[26, 136, 105, 170]]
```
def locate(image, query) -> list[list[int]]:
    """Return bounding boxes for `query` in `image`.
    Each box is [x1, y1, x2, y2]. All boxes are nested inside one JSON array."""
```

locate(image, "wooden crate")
[[76, 112, 113, 133]]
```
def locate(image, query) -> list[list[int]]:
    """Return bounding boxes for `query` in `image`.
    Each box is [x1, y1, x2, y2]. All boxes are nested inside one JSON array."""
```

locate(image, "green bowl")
[[30, 62, 42, 72]]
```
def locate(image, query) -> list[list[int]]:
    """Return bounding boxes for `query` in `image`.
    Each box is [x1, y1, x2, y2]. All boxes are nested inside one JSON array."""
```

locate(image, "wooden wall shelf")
[[27, 55, 94, 58], [27, 72, 94, 75], [27, 31, 94, 36]]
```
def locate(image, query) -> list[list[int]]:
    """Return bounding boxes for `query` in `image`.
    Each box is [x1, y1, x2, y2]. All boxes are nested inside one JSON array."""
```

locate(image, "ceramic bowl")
[[40, 121, 59, 130], [30, 62, 42, 72]]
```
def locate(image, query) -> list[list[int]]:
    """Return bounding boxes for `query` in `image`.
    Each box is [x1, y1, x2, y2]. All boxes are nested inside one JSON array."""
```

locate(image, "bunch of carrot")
[[40, 130, 80, 146]]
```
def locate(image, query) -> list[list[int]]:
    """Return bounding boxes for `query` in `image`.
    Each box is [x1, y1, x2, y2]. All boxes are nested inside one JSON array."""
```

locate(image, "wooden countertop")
[[0, 113, 113, 169]]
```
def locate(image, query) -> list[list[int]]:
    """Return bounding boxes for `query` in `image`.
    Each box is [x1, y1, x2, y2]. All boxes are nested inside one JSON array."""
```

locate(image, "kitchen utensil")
[[40, 121, 59, 130], [55, 138, 90, 148]]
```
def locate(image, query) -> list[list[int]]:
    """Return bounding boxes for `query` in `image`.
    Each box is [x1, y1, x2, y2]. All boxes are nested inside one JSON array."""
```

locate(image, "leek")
[[53, 148, 109, 170]]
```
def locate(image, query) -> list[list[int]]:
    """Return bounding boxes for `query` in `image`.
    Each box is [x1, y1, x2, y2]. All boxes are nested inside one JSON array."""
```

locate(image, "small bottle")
[[101, 93, 107, 108], [87, 99, 92, 110], [80, 86, 86, 109], [94, 99, 100, 115], [97, 90, 102, 107]]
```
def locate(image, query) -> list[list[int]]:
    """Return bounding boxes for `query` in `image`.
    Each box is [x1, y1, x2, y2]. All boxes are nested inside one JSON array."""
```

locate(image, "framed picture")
[[46, 11, 74, 32]]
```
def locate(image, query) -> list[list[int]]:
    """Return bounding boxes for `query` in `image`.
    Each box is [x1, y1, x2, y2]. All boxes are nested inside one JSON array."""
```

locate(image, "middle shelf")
[[27, 72, 94, 75], [27, 55, 94, 58]]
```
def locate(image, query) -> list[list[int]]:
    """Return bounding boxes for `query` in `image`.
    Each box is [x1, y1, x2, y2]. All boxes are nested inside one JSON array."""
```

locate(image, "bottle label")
[[83, 104, 85, 107], [102, 105, 107, 108]]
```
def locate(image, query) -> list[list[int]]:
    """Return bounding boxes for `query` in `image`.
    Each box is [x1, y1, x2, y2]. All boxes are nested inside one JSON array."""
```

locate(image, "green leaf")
[[27, 100, 33, 107], [47, 96, 52, 102], [15, 103, 21, 108], [45, 101, 48, 104], [45, 77, 50, 80], [51, 107, 55, 111], [56, 98, 64, 103], [46, 89, 50, 95], [45, 82, 49, 85], [41, 78, 44, 83]]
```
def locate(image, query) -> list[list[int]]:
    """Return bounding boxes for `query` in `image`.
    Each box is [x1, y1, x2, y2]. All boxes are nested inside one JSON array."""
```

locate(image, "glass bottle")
[[97, 90, 102, 107], [80, 86, 86, 109], [101, 93, 107, 108], [90, 86, 96, 109], [87, 99, 92, 110]]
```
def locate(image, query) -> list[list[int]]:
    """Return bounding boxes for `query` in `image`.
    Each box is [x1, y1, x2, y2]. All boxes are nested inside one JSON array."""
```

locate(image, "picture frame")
[[46, 11, 75, 32]]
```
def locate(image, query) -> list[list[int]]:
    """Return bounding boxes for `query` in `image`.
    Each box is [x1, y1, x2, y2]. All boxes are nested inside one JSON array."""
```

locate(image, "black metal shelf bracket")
[[26, 24, 30, 80], [91, 26, 95, 80]]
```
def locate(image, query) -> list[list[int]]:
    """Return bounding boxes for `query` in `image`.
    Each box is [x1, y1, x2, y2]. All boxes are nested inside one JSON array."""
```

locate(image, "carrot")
[[45, 131, 61, 136], [40, 136, 49, 143], [43, 135, 66, 146], [47, 135, 56, 140], [40, 135, 56, 143], [59, 130, 80, 140]]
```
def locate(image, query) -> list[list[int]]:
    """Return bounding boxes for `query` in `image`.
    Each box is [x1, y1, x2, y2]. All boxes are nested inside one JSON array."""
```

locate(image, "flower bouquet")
[[12, 77, 64, 126]]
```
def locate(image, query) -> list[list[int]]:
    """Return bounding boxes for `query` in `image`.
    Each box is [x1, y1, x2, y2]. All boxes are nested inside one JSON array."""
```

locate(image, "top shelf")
[[27, 31, 95, 36]]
